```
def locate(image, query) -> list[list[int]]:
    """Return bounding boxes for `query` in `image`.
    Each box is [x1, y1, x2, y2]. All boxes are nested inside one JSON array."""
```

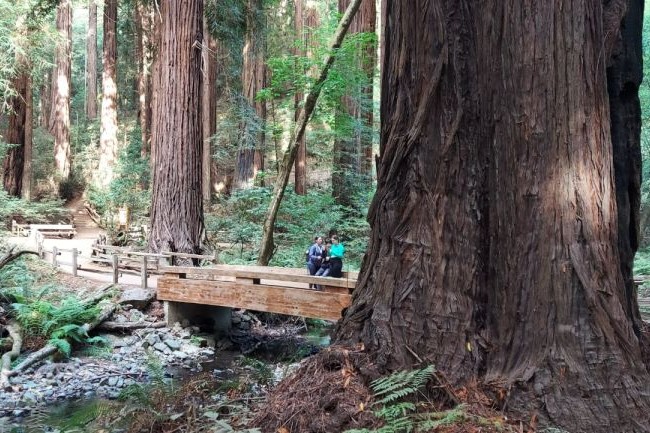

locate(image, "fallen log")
[[0, 322, 22, 387], [97, 321, 166, 331]]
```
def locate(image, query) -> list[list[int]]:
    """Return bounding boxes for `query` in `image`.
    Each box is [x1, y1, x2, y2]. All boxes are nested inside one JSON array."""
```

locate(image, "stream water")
[[0, 323, 333, 433]]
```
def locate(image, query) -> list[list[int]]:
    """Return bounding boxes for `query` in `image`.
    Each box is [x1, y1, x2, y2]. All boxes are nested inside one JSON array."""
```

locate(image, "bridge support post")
[[164, 302, 232, 336]]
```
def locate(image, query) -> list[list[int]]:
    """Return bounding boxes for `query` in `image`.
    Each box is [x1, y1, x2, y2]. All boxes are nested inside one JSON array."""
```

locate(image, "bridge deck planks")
[[157, 265, 357, 321], [158, 276, 351, 321]]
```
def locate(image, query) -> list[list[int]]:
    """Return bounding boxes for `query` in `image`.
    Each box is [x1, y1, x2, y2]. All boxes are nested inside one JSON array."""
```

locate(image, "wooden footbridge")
[[158, 265, 358, 321]]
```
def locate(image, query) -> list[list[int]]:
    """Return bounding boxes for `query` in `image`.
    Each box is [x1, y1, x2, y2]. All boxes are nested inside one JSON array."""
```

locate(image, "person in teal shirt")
[[329, 235, 345, 277]]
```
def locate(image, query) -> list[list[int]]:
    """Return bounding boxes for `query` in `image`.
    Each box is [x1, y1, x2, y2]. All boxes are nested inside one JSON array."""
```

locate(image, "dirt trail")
[[7, 198, 156, 288]]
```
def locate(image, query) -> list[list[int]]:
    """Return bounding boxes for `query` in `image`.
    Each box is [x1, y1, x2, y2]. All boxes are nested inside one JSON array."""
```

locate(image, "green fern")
[[372, 365, 435, 405], [344, 365, 471, 433]]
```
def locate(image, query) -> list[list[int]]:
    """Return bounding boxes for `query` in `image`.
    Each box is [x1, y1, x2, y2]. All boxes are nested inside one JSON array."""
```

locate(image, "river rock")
[[120, 288, 155, 309], [164, 339, 181, 350]]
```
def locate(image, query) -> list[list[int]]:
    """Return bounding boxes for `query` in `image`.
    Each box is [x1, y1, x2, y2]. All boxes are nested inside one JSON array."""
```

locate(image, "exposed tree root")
[[0, 246, 39, 270], [0, 321, 22, 388]]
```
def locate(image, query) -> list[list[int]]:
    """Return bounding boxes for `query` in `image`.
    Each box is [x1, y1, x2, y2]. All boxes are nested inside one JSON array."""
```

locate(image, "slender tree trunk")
[[21, 74, 32, 201], [148, 0, 204, 257], [3, 72, 29, 196], [39, 71, 50, 129], [98, 0, 118, 188], [50, 0, 72, 182], [258, 0, 364, 265], [85, 0, 98, 120], [135, 1, 153, 155], [293, 0, 306, 195], [234, 0, 267, 190], [202, 16, 218, 206], [336, 1, 650, 431]]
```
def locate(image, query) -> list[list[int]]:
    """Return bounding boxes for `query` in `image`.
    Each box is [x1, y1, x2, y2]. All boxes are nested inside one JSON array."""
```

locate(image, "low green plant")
[[344, 365, 474, 433], [11, 295, 105, 357]]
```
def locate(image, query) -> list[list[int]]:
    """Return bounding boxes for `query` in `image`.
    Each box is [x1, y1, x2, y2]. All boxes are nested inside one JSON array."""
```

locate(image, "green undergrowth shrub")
[[205, 187, 370, 270], [0, 190, 68, 229], [0, 257, 106, 357]]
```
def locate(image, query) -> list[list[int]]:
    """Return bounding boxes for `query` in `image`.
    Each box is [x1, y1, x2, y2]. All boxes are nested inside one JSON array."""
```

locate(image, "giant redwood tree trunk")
[[50, 0, 72, 182], [85, 0, 98, 120], [234, 0, 267, 190], [336, 1, 650, 431], [2, 72, 29, 196], [98, 0, 118, 188], [148, 0, 203, 256]]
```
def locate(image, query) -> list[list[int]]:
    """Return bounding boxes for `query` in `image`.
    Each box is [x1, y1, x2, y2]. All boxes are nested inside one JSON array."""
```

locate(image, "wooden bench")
[[157, 265, 358, 321], [31, 224, 76, 238]]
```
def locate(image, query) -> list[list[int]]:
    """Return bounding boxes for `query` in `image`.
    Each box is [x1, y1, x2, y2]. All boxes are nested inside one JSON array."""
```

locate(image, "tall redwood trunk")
[[22, 75, 33, 201], [135, 1, 153, 155], [202, 16, 218, 205], [149, 9, 163, 171], [85, 0, 98, 119], [357, 0, 375, 183], [39, 71, 51, 129], [332, 0, 375, 206], [336, 1, 650, 431], [293, 0, 306, 195], [3, 72, 29, 196], [148, 0, 203, 256], [234, 0, 267, 190], [98, 0, 118, 187], [50, 0, 72, 181]]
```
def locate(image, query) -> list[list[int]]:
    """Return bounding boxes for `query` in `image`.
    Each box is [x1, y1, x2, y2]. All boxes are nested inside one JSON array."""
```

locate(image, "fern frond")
[[371, 365, 435, 404], [49, 337, 72, 357]]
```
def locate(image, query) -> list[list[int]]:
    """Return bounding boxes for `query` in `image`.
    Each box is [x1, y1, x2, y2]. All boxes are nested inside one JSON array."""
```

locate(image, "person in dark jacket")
[[307, 236, 323, 276]]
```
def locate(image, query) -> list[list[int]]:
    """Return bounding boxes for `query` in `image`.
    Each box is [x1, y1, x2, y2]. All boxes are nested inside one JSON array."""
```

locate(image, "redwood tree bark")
[[3, 72, 29, 196], [98, 0, 118, 187], [234, 0, 267, 190], [336, 1, 650, 431], [85, 0, 98, 120], [50, 0, 72, 181], [148, 0, 204, 257], [607, 0, 644, 334], [202, 16, 218, 205]]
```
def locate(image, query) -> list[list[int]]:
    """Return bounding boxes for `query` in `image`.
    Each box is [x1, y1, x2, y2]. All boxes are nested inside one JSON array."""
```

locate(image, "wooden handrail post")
[[37, 236, 43, 259], [72, 248, 78, 277], [112, 254, 119, 284], [52, 246, 58, 267], [141, 255, 148, 289]]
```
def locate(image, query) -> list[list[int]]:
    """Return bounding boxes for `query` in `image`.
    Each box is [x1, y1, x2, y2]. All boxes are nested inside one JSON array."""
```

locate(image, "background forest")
[[0, 0, 378, 271], [4, 0, 650, 274]]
